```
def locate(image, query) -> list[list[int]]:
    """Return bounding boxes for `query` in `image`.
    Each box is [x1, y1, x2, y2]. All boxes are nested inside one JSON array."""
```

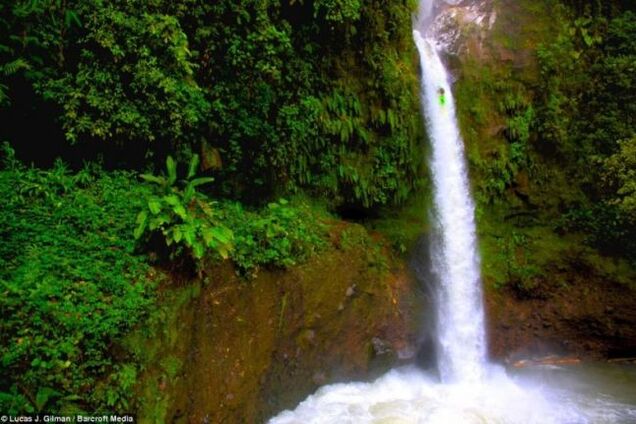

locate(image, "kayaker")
[[438, 87, 446, 106]]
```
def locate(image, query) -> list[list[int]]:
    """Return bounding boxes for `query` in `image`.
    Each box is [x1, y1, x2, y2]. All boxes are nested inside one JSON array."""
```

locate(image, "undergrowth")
[[218, 199, 328, 277], [0, 145, 330, 414], [0, 148, 157, 414]]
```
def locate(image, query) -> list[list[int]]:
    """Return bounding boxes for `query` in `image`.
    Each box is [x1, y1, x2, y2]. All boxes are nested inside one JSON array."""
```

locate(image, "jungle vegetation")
[[0, 0, 634, 416]]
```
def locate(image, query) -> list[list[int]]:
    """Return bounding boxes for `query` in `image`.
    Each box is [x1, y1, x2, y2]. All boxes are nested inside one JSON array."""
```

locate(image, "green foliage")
[[220, 199, 327, 275], [535, 6, 635, 156], [0, 145, 157, 413], [93, 363, 137, 412], [1, 0, 422, 208], [135, 155, 233, 262], [473, 86, 536, 201], [0, 58, 31, 106], [313, 0, 362, 23], [533, 5, 636, 259], [559, 204, 635, 260], [601, 137, 636, 221], [169, 0, 422, 207], [461, 1, 635, 265], [338, 224, 389, 273], [1, 0, 208, 151], [454, 53, 537, 205], [458, 0, 636, 298], [43, 1, 209, 146], [494, 230, 542, 296], [559, 138, 636, 260]]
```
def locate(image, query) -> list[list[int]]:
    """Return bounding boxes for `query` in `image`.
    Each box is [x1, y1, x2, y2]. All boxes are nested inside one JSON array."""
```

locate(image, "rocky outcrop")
[[137, 224, 420, 423], [487, 266, 636, 363], [425, 0, 497, 56]]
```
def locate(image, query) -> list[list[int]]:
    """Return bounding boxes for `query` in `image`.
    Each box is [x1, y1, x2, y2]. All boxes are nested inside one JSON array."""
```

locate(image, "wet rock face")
[[487, 275, 636, 363], [162, 227, 420, 423], [426, 0, 496, 56]]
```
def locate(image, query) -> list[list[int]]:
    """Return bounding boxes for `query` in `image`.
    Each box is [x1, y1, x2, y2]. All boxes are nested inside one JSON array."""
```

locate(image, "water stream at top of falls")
[[268, 1, 636, 422]]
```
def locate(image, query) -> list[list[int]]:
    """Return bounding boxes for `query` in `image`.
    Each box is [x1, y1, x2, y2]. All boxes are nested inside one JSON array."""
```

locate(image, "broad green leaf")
[[156, 213, 170, 225], [133, 211, 147, 239], [149, 213, 170, 230], [165, 231, 173, 246], [217, 245, 230, 259], [166, 156, 177, 185], [183, 227, 195, 245], [164, 194, 180, 206], [148, 198, 161, 215], [192, 242, 204, 259], [140, 174, 165, 185], [201, 227, 214, 245], [187, 154, 200, 179], [183, 184, 195, 203], [173, 204, 187, 219], [188, 177, 214, 188], [212, 226, 234, 244]]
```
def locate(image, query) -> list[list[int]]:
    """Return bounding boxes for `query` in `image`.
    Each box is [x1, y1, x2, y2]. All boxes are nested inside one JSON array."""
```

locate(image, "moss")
[[477, 200, 636, 298], [126, 282, 201, 423], [367, 182, 433, 256]]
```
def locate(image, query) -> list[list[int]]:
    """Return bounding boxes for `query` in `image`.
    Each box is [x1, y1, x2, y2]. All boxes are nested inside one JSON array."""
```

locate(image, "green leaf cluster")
[[134, 155, 233, 262], [44, 1, 210, 147], [1, 0, 208, 150], [219, 199, 327, 276], [601, 137, 636, 222], [313, 0, 362, 24]]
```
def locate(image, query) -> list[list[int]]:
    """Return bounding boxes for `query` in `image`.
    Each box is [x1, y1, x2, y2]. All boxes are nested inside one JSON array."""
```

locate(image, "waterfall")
[[413, 31, 487, 383]]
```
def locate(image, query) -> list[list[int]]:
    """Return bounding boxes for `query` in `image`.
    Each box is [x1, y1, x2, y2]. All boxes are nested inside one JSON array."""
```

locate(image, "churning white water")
[[268, 2, 636, 422], [268, 364, 636, 423]]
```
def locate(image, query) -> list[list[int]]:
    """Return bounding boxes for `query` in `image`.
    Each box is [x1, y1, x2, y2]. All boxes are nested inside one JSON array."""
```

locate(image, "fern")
[[1, 58, 30, 75], [0, 83, 8, 106]]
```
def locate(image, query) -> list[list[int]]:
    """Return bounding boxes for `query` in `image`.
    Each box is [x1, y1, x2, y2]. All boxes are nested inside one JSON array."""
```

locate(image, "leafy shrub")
[[600, 137, 636, 222], [39, 1, 209, 146], [134, 155, 233, 263], [0, 146, 157, 413], [221, 199, 327, 275], [535, 7, 636, 261], [314, 0, 362, 23], [559, 203, 636, 261]]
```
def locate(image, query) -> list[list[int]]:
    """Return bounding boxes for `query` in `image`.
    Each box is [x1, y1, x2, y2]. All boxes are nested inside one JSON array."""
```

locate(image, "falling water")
[[413, 29, 487, 384], [267, 1, 636, 421]]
